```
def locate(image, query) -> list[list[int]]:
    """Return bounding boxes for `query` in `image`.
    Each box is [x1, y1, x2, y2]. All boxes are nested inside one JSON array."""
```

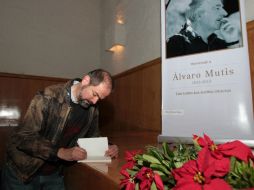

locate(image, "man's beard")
[[78, 99, 90, 108], [77, 85, 92, 108]]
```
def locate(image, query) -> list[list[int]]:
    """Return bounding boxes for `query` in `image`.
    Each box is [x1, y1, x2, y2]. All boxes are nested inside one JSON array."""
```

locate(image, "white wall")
[[245, 0, 254, 22], [100, 0, 161, 75], [0, 0, 101, 78], [0, 0, 253, 78]]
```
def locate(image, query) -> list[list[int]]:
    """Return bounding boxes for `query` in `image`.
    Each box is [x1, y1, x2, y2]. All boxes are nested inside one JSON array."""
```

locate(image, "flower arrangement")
[[120, 134, 254, 190]]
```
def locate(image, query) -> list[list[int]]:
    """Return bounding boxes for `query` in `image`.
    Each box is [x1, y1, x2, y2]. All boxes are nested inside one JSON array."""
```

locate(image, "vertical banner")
[[159, 0, 254, 146]]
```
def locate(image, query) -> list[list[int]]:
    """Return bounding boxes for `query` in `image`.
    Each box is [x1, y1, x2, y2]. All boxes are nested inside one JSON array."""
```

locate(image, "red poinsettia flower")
[[120, 169, 136, 190], [121, 161, 135, 170], [172, 147, 231, 190], [193, 134, 254, 162], [121, 150, 143, 170], [136, 167, 164, 190], [125, 150, 143, 162]]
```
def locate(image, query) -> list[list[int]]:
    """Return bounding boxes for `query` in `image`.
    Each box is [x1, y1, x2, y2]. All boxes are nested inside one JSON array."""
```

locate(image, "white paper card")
[[77, 137, 111, 163]]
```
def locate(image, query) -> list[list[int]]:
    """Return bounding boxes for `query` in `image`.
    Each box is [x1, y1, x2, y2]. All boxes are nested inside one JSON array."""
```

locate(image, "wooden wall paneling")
[[247, 20, 254, 109], [123, 71, 143, 129], [0, 73, 68, 124], [99, 58, 161, 133], [141, 62, 161, 131]]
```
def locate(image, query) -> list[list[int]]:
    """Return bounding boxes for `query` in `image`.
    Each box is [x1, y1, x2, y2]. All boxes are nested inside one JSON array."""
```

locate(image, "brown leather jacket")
[[5, 80, 99, 182]]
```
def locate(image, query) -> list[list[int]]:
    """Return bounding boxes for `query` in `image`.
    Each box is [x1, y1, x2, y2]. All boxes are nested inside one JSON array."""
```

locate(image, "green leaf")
[[137, 160, 143, 166], [150, 163, 170, 174], [135, 154, 143, 160], [192, 136, 202, 151], [161, 159, 172, 170], [162, 142, 174, 158], [135, 183, 139, 190], [174, 161, 183, 168], [153, 170, 165, 176], [127, 169, 138, 177], [226, 157, 254, 189], [147, 146, 164, 162], [151, 181, 158, 190], [142, 154, 161, 164]]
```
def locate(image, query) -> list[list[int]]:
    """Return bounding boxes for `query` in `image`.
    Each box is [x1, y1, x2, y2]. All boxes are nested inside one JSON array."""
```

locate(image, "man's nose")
[[221, 9, 227, 17], [92, 97, 99, 104]]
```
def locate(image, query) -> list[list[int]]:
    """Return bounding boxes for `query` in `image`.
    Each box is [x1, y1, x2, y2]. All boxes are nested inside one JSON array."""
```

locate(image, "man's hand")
[[105, 145, 119, 159], [57, 147, 87, 161], [220, 18, 239, 43]]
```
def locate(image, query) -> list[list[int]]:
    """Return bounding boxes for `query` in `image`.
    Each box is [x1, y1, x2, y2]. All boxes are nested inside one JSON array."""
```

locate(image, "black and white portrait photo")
[[165, 0, 242, 58]]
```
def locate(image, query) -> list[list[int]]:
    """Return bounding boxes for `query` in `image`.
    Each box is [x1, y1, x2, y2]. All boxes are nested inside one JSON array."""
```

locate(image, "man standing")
[[1, 69, 118, 190], [166, 0, 240, 58]]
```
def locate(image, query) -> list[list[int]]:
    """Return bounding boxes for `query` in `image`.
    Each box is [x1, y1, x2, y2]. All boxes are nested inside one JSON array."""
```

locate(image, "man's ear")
[[195, 10, 204, 21], [82, 75, 90, 86]]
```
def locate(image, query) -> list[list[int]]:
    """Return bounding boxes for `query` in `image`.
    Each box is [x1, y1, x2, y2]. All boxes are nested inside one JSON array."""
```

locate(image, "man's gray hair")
[[87, 69, 114, 91], [185, 0, 223, 22]]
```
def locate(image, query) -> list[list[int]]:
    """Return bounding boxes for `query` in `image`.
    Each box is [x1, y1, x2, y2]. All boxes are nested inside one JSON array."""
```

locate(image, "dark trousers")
[[1, 164, 65, 190]]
